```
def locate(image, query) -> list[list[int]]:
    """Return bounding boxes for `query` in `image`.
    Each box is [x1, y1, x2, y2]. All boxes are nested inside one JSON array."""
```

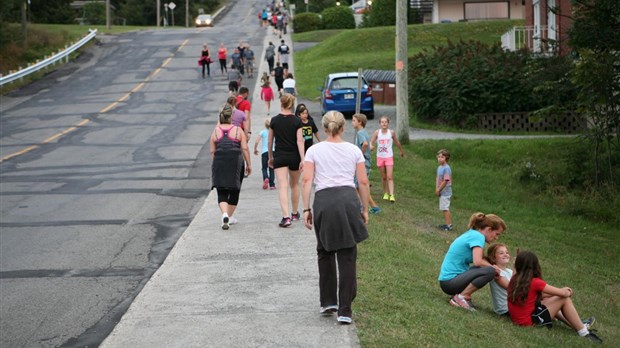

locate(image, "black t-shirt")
[[301, 118, 319, 153], [278, 44, 289, 55], [270, 113, 302, 154], [274, 66, 284, 79]]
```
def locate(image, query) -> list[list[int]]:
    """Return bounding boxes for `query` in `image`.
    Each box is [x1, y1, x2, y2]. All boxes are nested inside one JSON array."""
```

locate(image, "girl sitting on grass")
[[485, 243, 513, 316], [507, 250, 602, 343]]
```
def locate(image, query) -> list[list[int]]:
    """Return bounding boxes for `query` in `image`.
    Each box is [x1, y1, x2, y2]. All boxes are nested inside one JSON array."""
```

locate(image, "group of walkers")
[[259, 1, 289, 38], [198, 41, 256, 82]]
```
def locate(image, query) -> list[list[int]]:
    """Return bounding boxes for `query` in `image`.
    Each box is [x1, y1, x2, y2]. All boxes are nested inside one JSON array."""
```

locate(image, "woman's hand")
[[360, 210, 369, 224], [245, 164, 252, 177], [303, 211, 313, 230], [268, 158, 274, 168]]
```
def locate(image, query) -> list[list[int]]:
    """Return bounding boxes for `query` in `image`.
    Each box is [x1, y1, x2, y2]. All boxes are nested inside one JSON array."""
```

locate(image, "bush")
[[408, 40, 530, 125], [84, 2, 106, 25], [321, 6, 355, 30], [293, 12, 322, 33]]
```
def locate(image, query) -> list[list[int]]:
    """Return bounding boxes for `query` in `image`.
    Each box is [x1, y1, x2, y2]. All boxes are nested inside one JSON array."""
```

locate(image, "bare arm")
[[239, 128, 251, 176], [436, 179, 448, 196], [355, 162, 370, 224], [244, 110, 251, 138], [392, 130, 405, 157], [472, 247, 494, 267], [253, 134, 262, 155], [302, 161, 315, 229], [495, 273, 510, 290], [209, 132, 216, 161], [542, 284, 573, 298], [296, 128, 305, 171], [268, 128, 274, 168], [360, 140, 368, 154], [369, 130, 378, 152]]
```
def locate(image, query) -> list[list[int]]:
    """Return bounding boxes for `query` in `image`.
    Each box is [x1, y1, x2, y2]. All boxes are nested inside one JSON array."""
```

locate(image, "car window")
[[330, 77, 366, 90]]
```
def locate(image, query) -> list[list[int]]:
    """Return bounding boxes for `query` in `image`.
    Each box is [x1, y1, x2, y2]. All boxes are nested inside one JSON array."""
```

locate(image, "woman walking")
[[301, 111, 370, 325], [210, 104, 251, 230], [217, 42, 228, 74], [268, 94, 305, 227], [200, 43, 211, 78]]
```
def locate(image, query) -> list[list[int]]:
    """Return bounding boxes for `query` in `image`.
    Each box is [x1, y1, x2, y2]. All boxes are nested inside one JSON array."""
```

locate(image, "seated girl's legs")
[[275, 167, 290, 217], [386, 165, 394, 195], [543, 296, 586, 332], [439, 266, 495, 297], [289, 169, 301, 214]]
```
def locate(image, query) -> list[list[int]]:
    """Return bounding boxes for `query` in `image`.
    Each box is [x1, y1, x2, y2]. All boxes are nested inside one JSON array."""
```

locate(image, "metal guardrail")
[[0, 29, 98, 86]]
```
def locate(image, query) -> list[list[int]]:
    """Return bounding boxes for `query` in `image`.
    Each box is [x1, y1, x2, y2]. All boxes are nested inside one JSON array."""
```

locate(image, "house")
[[427, 0, 525, 24], [501, 0, 573, 55]]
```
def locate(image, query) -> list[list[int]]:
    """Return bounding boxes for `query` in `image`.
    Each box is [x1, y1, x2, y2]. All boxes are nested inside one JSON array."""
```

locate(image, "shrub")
[[293, 12, 322, 33], [84, 2, 106, 25], [321, 6, 355, 30], [408, 40, 530, 125]]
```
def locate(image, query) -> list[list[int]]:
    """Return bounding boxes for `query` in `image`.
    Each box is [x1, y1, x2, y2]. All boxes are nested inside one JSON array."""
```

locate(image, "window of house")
[[464, 2, 510, 20]]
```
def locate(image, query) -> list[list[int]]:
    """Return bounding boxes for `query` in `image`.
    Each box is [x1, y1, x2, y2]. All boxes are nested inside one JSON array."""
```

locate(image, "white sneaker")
[[221, 213, 229, 230], [229, 216, 238, 225]]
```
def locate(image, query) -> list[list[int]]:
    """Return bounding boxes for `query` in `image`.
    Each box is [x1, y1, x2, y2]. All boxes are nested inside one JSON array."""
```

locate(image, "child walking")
[[254, 118, 275, 190], [352, 113, 380, 214], [370, 116, 405, 203], [507, 250, 602, 343], [260, 72, 274, 115], [436, 149, 452, 231], [295, 104, 320, 153]]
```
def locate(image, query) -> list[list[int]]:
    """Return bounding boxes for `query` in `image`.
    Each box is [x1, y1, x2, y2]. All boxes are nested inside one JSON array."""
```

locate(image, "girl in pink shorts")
[[370, 116, 405, 202]]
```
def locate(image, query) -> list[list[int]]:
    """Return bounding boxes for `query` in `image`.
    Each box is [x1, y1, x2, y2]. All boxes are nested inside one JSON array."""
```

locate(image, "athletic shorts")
[[273, 152, 301, 171], [377, 156, 394, 168], [439, 195, 451, 211], [531, 303, 553, 328]]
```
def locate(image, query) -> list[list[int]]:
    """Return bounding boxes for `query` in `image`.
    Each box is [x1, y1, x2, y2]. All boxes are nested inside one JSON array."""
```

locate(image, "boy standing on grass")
[[436, 149, 452, 231], [352, 114, 381, 214]]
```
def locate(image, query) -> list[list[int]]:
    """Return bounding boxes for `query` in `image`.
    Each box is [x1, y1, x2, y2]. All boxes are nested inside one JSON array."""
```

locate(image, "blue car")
[[320, 72, 374, 119]]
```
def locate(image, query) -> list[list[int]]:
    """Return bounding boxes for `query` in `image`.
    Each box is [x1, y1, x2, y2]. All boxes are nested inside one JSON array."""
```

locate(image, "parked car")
[[195, 14, 213, 27], [320, 72, 374, 119]]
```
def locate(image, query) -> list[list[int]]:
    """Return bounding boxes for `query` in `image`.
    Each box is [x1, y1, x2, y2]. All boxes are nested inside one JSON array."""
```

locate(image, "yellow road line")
[[2, 38, 189, 163]]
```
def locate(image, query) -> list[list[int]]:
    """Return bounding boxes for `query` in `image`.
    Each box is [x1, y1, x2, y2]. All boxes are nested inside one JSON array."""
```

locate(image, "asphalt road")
[[0, 1, 267, 347]]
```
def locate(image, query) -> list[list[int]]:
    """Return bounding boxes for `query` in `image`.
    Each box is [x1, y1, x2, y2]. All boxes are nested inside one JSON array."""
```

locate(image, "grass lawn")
[[293, 20, 523, 99], [356, 138, 619, 346]]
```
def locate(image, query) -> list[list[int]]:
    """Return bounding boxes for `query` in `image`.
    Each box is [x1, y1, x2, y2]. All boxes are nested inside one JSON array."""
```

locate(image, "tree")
[[569, 0, 620, 187], [321, 6, 355, 29], [29, 0, 74, 24]]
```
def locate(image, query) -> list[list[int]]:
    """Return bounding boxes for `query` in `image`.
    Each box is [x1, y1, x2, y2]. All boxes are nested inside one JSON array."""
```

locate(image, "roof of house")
[[363, 69, 396, 83]]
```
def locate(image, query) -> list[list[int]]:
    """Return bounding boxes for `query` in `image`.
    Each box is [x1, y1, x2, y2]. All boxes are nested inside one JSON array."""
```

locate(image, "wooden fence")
[[477, 112, 586, 133]]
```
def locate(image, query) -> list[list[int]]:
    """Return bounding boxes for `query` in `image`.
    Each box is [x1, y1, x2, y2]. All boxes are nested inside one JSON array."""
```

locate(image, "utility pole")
[[106, 0, 110, 29], [157, 0, 161, 28], [395, 0, 409, 144], [21, 0, 27, 47], [185, 0, 189, 27]]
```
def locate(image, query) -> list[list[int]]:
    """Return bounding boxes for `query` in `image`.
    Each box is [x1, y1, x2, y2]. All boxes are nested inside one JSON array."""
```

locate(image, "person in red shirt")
[[507, 251, 602, 343], [236, 87, 252, 139]]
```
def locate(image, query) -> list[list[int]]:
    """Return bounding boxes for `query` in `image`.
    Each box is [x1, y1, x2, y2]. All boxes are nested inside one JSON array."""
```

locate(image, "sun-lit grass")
[[293, 20, 523, 99], [356, 138, 619, 346]]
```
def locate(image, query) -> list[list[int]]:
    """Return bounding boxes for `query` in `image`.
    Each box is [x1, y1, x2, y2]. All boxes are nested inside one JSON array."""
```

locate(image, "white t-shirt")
[[490, 267, 513, 315], [376, 129, 393, 158], [305, 141, 364, 192], [282, 78, 296, 89]]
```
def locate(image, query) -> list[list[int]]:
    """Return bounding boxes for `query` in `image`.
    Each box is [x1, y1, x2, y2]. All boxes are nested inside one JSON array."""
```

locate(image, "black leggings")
[[219, 59, 227, 73], [217, 188, 240, 206], [202, 62, 210, 76], [439, 266, 495, 295]]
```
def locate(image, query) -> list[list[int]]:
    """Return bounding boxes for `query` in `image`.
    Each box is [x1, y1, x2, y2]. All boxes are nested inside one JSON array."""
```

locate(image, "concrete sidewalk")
[[100, 26, 361, 348]]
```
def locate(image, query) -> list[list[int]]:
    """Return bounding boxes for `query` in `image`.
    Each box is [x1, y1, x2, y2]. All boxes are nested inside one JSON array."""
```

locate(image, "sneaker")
[[337, 316, 352, 324], [291, 212, 300, 221], [221, 213, 229, 230], [383, 193, 390, 201], [262, 178, 269, 190], [389, 194, 396, 202], [584, 331, 603, 344], [319, 305, 338, 315], [369, 206, 381, 214], [229, 217, 238, 225], [582, 316, 596, 330], [438, 224, 453, 231], [269, 186, 276, 190], [449, 294, 475, 311], [279, 217, 291, 228]]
